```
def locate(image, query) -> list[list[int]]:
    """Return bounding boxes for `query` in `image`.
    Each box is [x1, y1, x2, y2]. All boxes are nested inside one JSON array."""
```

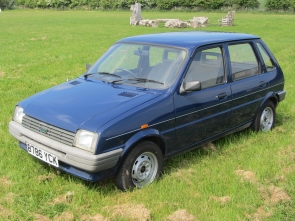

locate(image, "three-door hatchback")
[[9, 31, 286, 190]]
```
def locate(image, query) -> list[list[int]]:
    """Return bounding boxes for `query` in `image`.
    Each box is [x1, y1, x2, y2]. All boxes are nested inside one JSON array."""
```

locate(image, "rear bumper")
[[9, 121, 122, 180], [277, 90, 286, 102]]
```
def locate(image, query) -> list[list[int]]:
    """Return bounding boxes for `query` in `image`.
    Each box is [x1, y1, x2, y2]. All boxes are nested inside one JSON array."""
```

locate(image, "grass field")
[[0, 10, 295, 220]]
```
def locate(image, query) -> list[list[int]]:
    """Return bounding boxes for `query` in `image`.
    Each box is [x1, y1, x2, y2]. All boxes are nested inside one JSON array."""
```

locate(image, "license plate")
[[26, 143, 59, 167]]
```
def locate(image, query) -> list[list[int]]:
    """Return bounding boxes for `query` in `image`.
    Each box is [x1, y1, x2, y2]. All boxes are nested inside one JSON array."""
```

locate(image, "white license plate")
[[26, 143, 59, 167]]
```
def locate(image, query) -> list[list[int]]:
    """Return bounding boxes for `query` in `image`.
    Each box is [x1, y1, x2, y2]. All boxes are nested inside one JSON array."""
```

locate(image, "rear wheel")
[[115, 141, 163, 191], [251, 100, 275, 132]]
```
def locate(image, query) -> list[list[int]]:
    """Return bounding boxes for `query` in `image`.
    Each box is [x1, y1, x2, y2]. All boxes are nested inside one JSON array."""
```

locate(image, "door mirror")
[[180, 81, 201, 94]]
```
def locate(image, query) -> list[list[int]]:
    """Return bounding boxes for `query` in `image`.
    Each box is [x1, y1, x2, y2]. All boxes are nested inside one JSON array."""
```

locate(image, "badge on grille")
[[39, 127, 48, 134]]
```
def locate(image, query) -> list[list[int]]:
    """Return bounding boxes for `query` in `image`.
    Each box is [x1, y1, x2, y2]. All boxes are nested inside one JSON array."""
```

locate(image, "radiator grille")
[[22, 115, 75, 146]]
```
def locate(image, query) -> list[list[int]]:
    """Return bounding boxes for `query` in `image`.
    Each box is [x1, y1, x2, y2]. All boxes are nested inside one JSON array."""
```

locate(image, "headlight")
[[13, 106, 25, 124], [74, 130, 98, 153]]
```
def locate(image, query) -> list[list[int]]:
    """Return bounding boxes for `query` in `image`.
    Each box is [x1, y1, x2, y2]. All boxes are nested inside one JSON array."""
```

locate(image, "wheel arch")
[[256, 91, 278, 115], [251, 92, 277, 132], [269, 95, 278, 108], [113, 128, 166, 174]]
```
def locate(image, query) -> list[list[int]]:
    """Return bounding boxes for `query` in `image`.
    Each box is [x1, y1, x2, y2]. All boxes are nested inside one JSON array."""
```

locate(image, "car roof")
[[117, 31, 260, 50]]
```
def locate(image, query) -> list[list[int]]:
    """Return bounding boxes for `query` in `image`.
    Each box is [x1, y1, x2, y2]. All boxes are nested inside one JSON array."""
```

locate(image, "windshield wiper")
[[111, 79, 125, 84], [128, 78, 164, 85], [98, 72, 121, 78], [84, 73, 95, 79]]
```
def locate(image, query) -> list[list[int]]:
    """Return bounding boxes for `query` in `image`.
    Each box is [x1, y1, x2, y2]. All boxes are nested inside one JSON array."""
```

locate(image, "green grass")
[[0, 10, 294, 220]]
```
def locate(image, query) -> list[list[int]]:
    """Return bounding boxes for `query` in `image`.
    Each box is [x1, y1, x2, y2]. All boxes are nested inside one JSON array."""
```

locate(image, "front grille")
[[22, 115, 75, 146]]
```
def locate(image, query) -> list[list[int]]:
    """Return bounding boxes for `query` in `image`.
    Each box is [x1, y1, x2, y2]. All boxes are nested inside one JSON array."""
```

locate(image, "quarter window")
[[184, 47, 224, 89], [229, 43, 259, 81], [256, 43, 274, 72]]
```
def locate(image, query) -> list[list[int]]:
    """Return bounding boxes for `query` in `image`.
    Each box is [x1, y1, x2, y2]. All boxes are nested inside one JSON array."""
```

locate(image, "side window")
[[229, 43, 259, 81], [256, 43, 275, 72], [184, 47, 224, 89]]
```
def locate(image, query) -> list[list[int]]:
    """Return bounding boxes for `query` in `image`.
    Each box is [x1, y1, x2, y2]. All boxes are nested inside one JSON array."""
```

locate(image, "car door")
[[172, 45, 232, 154], [226, 41, 270, 128]]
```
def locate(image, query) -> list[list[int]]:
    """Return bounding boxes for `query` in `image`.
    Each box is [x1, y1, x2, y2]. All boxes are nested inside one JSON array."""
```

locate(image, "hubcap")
[[131, 152, 158, 188], [260, 107, 274, 132]]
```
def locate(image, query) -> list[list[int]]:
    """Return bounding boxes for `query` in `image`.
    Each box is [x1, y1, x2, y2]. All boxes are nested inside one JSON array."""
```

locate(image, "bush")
[[265, 0, 294, 10], [235, 0, 260, 8], [195, 0, 226, 9], [88, 0, 99, 9], [24, 0, 37, 8]]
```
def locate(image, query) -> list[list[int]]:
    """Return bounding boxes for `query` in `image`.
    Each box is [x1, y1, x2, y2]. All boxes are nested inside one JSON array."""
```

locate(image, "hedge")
[[12, 0, 261, 9], [4, 0, 295, 11]]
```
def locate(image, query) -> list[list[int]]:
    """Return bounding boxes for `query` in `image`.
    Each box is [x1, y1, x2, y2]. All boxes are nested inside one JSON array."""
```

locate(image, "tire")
[[115, 141, 163, 191], [251, 100, 276, 132]]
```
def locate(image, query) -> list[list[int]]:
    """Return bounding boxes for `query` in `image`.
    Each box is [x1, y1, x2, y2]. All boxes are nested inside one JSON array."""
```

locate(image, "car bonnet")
[[18, 79, 161, 133]]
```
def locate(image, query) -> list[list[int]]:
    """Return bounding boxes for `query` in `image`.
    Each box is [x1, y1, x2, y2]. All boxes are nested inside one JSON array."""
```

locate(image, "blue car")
[[9, 31, 286, 190]]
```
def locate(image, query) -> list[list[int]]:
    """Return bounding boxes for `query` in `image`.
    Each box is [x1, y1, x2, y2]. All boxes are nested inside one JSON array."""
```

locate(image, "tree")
[[0, 0, 15, 9]]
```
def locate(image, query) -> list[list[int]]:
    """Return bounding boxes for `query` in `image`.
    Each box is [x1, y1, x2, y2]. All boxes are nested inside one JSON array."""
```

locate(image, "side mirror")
[[86, 63, 91, 71], [180, 81, 201, 94]]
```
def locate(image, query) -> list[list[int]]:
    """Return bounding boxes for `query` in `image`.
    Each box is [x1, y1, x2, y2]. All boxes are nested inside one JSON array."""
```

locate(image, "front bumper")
[[9, 121, 122, 179]]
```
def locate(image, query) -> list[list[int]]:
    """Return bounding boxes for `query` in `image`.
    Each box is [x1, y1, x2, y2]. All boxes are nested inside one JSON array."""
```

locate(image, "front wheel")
[[251, 100, 276, 132], [115, 141, 163, 191]]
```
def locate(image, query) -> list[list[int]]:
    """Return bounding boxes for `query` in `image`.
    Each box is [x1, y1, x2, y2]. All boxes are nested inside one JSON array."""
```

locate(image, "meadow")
[[0, 10, 294, 220]]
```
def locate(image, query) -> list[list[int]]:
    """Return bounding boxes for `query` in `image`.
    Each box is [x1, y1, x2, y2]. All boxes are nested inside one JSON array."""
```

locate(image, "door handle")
[[259, 81, 267, 87], [216, 92, 227, 100]]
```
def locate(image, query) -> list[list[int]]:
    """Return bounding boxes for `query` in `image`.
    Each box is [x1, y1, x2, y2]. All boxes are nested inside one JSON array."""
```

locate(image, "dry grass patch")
[[53, 211, 74, 221], [283, 164, 295, 174], [172, 168, 195, 186], [274, 175, 285, 183], [280, 145, 295, 161], [259, 185, 291, 204], [201, 142, 217, 152], [33, 213, 52, 221], [7, 74, 21, 79], [276, 126, 287, 133], [0, 176, 12, 188], [111, 204, 151, 221], [235, 170, 259, 184], [210, 196, 231, 205], [30, 37, 47, 41], [0, 205, 13, 219], [38, 174, 55, 182], [3, 192, 16, 204], [81, 214, 109, 221], [0, 72, 5, 77], [166, 209, 196, 221], [246, 206, 273, 221], [49, 191, 74, 205], [235, 169, 291, 219]]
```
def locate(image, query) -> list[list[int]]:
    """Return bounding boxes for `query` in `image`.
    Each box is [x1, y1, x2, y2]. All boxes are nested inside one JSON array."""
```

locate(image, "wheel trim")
[[260, 107, 274, 132], [131, 152, 158, 188]]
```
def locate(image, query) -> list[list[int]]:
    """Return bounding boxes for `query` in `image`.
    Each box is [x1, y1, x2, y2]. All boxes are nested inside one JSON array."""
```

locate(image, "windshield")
[[87, 43, 187, 89]]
